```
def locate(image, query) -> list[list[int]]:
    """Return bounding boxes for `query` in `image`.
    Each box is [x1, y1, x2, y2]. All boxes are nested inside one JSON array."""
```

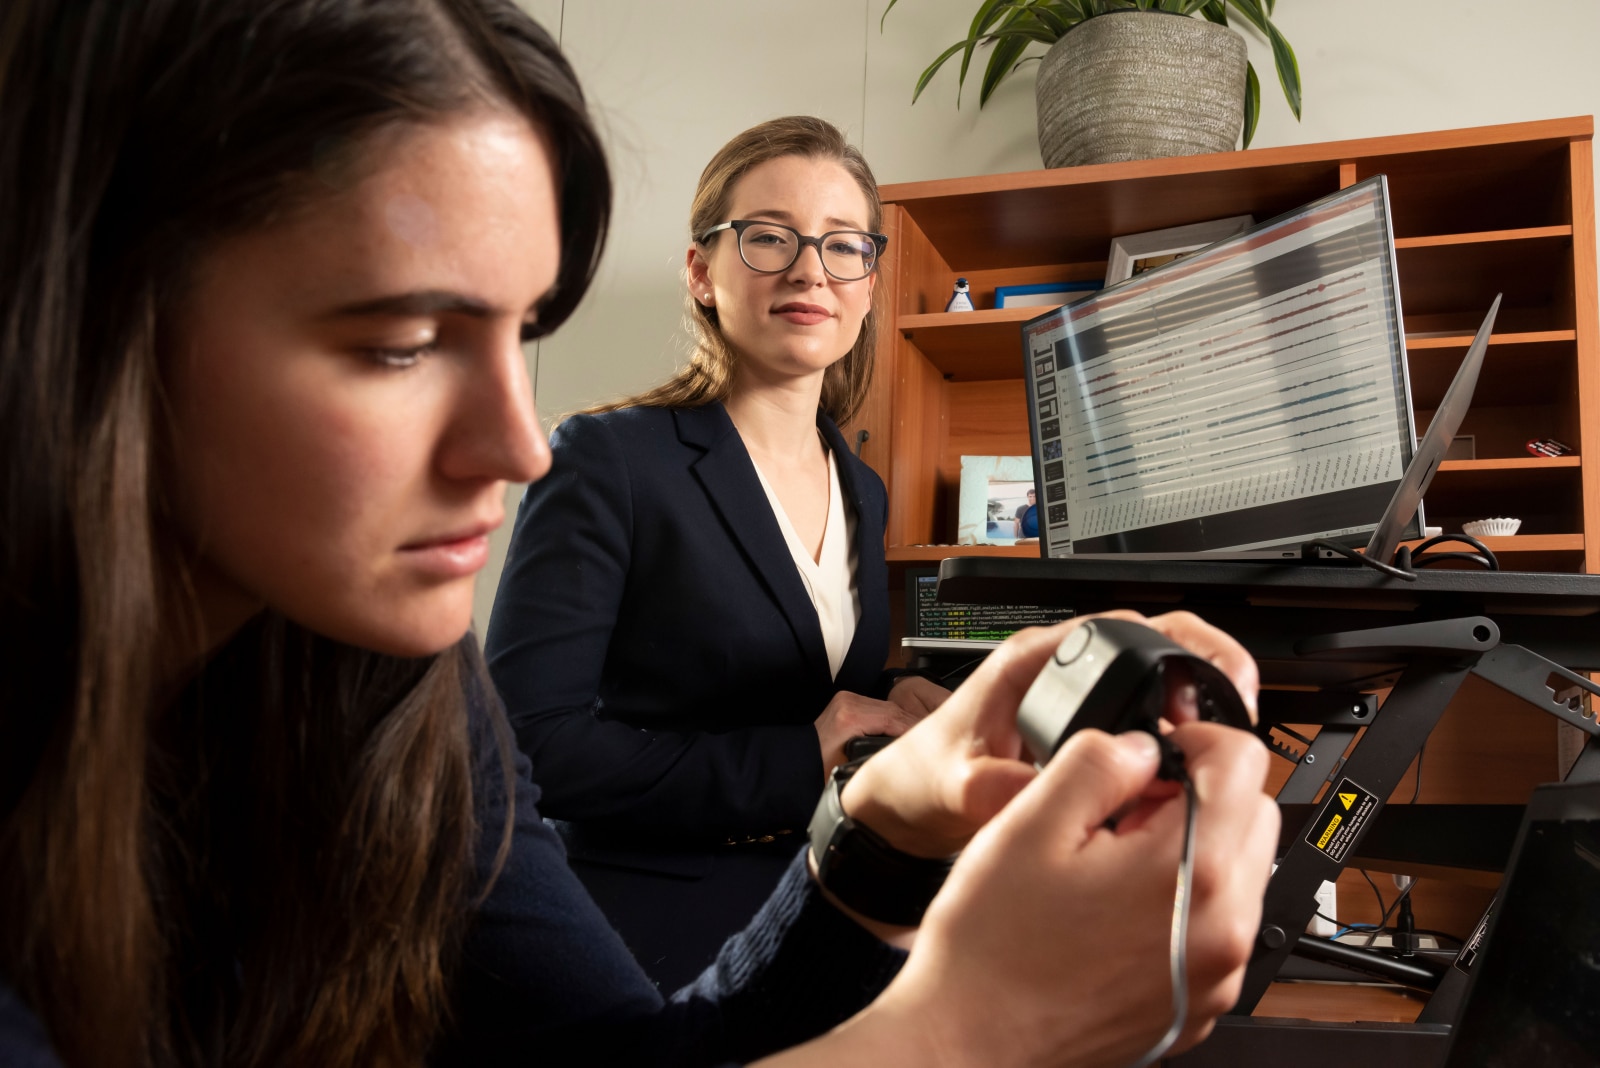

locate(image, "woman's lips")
[[773, 302, 831, 326], [400, 526, 494, 578]]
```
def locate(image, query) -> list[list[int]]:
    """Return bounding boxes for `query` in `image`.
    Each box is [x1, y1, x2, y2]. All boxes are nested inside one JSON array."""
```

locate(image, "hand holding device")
[[792, 615, 1275, 1068], [1013, 617, 1255, 1066]]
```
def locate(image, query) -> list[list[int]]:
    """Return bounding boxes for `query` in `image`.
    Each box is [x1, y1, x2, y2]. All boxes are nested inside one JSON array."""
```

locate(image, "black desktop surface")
[[936, 556, 1600, 686]]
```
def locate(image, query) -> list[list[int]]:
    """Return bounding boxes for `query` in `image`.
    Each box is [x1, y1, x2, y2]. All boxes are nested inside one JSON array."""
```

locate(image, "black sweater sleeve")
[[437, 667, 903, 1065]]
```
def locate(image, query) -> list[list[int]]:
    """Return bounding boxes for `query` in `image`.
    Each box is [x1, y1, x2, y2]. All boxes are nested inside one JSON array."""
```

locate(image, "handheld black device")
[[1015, 618, 1251, 768]]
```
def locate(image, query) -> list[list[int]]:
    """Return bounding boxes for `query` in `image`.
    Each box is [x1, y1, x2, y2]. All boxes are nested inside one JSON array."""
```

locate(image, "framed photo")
[[957, 455, 1037, 545], [1104, 214, 1254, 287], [994, 280, 1102, 310]]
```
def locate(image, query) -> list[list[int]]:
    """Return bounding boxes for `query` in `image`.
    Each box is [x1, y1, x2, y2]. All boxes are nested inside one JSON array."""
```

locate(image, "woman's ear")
[[686, 245, 715, 307]]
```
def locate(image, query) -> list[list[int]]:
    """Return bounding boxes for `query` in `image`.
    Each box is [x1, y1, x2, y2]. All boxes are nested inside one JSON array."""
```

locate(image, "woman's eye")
[[748, 232, 789, 246], [365, 341, 437, 368]]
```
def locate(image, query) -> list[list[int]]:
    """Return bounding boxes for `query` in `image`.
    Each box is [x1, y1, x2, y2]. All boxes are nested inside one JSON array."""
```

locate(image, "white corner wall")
[[479, 0, 1600, 633]]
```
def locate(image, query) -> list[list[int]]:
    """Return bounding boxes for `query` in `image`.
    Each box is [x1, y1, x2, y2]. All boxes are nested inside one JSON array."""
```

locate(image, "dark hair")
[[586, 115, 881, 425], [0, 1, 609, 1065]]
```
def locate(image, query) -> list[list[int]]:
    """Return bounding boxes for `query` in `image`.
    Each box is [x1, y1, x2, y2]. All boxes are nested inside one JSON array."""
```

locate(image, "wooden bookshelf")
[[849, 116, 1600, 578]]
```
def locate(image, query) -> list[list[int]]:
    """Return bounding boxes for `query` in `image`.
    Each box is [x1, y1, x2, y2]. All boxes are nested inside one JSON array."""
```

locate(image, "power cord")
[[1406, 533, 1500, 571], [1360, 868, 1389, 919], [1128, 737, 1199, 1068], [1363, 873, 1418, 947], [1304, 533, 1500, 583]]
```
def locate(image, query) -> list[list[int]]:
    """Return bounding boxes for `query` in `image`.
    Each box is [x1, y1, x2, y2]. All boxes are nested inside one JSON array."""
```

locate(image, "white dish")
[[1462, 517, 1522, 537]]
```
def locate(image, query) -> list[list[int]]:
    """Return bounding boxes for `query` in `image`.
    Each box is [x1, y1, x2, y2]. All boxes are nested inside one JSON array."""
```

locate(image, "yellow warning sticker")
[[1304, 777, 1378, 864]]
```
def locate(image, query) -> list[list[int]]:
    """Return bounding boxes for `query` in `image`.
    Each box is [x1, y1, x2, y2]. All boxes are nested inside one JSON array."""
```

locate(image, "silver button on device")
[[1054, 621, 1096, 666]]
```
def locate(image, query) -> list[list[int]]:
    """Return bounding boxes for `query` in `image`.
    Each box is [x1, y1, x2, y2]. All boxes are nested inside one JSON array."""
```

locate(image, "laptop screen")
[[1443, 781, 1600, 1065], [1022, 175, 1419, 557]]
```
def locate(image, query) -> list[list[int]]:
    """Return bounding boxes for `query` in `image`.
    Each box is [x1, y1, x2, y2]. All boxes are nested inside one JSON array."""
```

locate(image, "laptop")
[[1022, 173, 1498, 567], [1440, 778, 1600, 1065]]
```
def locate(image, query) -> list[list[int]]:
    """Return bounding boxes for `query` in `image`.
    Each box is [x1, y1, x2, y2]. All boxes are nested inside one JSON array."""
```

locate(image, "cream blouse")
[[750, 447, 861, 680]]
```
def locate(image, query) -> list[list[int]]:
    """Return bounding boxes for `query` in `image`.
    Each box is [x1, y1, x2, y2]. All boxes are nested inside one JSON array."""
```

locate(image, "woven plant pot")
[[1036, 12, 1247, 169]]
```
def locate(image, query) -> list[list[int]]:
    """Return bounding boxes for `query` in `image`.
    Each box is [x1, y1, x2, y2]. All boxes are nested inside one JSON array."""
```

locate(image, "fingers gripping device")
[[1014, 618, 1252, 1068]]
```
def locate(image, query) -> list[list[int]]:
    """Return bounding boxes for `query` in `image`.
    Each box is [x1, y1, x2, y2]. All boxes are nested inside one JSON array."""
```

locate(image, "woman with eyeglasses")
[[485, 116, 955, 987], [1, 1, 1279, 1063]]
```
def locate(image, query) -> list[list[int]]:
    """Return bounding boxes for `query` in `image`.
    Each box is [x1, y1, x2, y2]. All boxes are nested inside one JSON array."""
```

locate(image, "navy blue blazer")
[[484, 402, 891, 848]]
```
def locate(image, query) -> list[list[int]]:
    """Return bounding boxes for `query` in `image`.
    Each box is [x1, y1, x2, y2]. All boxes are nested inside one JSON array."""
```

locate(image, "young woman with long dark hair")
[[0, 2, 1278, 1066]]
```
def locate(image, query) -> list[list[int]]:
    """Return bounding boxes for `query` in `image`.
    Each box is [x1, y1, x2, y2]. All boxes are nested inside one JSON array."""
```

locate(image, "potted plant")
[[884, 0, 1302, 168]]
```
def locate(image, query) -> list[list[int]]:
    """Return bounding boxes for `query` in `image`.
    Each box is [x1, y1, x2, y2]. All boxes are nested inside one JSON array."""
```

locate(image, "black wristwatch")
[[807, 756, 957, 926]]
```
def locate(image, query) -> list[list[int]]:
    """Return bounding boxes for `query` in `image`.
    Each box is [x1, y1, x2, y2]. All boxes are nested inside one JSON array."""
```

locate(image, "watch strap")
[[807, 757, 956, 926]]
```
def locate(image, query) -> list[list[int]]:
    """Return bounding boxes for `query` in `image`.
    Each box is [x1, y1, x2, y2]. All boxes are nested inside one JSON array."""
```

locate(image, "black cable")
[[1304, 532, 1501, 582], [933, 656, 988, 685], [1318, 909, 1378, 937], [1409, 532, 1499, 571], [1305, 538, 1417, 581], [1129, 771, 1198, 1068], [1409, 741, 1427, 804], [1359, 869, 1388, 920], [1363, 875, 1418, 947]]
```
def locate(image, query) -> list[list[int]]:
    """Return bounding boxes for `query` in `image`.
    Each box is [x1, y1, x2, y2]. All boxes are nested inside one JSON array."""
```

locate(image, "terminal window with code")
[[910, 571, 1072, 640]]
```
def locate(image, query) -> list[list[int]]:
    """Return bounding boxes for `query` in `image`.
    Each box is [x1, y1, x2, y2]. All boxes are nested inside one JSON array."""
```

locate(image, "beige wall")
[[478, 0, 1600, 633]]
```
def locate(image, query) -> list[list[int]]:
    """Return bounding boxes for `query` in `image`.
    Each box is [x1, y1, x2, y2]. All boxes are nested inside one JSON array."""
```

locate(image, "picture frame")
[[957, 455, 1037, 545], [994, 280, 1102, 310], [1104, 214, 1255, 288]]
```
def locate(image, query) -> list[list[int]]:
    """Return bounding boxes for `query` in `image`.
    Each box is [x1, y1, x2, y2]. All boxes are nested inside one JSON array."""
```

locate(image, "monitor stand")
[[1172, 616, 1600, 1067]]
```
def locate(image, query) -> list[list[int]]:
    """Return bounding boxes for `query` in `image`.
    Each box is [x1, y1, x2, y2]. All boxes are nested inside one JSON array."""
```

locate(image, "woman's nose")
[[440, 331, 551, 485], [786, 240, 828, 285]]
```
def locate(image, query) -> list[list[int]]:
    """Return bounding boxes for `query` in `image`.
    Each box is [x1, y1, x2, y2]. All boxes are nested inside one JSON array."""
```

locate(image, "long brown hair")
[[0, 1, 608, 1065], [590, 115, 882, 426]]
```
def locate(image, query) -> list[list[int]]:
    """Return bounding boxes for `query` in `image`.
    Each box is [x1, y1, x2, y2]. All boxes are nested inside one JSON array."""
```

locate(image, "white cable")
[[1128, 774, 1198, 1068]]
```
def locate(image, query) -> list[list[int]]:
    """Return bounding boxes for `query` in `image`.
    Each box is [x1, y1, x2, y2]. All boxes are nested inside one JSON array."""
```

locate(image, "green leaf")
[[1030, 3, 1073, 35], [979, 31, 1035, 106], [957, 0, 1018, 101], [1227, 0, 1301, 120], [1242, 60, 1260, 148], [1199, 0, 1229, 24], [880, 0, 900, 33], [910, 38, 979, 104], [1265, 21, 1301, 120]]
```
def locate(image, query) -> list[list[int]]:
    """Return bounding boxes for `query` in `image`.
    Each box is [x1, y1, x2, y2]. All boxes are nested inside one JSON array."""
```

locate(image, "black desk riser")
[[936, 557, 1600, 1067]]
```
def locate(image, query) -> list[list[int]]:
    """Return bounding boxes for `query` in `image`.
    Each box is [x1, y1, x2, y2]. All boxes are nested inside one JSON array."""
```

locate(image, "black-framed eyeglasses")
[[698, 220, 888, 282]]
